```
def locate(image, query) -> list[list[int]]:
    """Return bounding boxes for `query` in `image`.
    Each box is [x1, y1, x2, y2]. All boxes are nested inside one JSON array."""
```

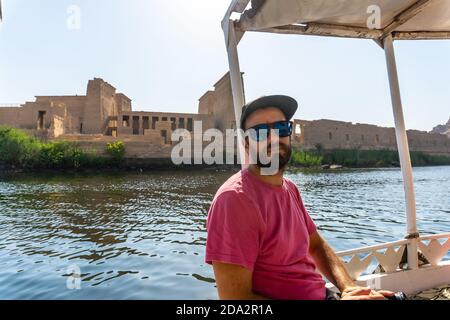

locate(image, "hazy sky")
[[0, 0, 449, 131]]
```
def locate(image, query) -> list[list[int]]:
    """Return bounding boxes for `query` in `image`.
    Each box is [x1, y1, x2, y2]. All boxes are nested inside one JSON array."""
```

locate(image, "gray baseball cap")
[[240, 95, 298, 130]]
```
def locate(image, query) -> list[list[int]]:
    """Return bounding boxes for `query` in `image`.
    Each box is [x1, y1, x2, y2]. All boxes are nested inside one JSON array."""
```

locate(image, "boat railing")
[[336, 232, 450, 280]]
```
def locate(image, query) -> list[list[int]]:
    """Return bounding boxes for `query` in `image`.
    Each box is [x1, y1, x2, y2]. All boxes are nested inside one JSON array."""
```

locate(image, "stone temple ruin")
[[0, 73, 449, 159]]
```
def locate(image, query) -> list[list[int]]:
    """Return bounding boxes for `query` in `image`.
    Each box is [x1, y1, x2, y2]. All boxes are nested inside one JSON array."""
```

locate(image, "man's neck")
[[248, 164, 284, 187]]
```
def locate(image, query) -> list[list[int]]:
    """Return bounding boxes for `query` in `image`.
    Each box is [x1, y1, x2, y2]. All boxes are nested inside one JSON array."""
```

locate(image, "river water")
[[0, 166, 449, 299]]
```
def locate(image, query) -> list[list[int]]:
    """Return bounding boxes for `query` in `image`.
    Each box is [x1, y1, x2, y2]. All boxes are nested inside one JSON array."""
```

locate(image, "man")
[[205, 95, 395, 300]]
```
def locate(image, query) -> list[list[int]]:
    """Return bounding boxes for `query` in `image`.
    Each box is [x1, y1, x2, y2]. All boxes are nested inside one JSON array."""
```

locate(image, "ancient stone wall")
[[0, 107, 23, 127], [198, 72, 240, 131], [49, 114, 66, 138], [0, 101, 67, 131], [198, 91, 215, 116], [292, 119, 450, 155], [2, 76, 448, 159], [117, 111, 214, 138], [115, 93, 132, 113], [35, 96, 87, 134], [59, 134, 217, 160], [82, 79, 102, 134], [82, 78, 118, 134]]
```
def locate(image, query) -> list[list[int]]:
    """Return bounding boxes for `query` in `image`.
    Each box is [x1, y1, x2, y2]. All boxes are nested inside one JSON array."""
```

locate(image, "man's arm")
[[212, 261, 270, 300], [308, 231, 354, 291], [309, 231, 394, 300]]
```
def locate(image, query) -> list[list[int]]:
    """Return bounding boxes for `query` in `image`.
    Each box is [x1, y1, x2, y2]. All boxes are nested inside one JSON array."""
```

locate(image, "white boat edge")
[[326, 232, 450, 295]]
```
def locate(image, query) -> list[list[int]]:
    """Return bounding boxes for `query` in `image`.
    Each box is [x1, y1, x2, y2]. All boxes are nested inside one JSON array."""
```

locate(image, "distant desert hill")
[[431, 118, 450, 138]]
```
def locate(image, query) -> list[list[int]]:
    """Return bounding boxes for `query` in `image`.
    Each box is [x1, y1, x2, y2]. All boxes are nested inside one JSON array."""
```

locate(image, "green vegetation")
[[290, 146, 450, 168], [0, 126, 42, 168], [0, 126, 125, 170], [1, 126, 448, 171], [290, 150, 323, 167], [106, 141, 126, 163]]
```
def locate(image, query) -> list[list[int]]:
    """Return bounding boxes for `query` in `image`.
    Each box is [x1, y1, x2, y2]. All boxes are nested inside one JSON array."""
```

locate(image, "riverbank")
[[290, 149, 450, 168], [0, 160, 239, 177], [0, 126, 125, 171]]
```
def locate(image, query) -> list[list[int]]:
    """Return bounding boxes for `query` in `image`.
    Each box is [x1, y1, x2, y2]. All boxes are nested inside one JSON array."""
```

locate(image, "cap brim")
[[240, 95, 298, 129]]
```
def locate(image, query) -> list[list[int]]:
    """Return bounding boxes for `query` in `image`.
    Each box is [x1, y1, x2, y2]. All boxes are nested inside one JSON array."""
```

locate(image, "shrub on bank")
[[290, 150, 323, 167], [0, 126, 42, 168], [39, 140, 81, 169], [290, 147, 450, 168], [321, 149, 398, 167], [106, 141, 125, 163], [0, 126, 126, 170]]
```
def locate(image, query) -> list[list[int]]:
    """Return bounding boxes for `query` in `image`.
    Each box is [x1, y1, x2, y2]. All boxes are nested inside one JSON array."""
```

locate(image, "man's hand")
[[308, 232, 396, 301], [340, 286, 395, 300]]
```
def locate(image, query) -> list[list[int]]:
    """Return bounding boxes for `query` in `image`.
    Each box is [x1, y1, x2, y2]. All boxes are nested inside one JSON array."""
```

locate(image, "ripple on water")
[[0, 167, 449, 299]]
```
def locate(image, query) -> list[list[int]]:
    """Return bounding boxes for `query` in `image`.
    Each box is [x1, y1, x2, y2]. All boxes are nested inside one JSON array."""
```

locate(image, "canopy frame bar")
[[245, 23, 383, 40], [236, 0, 450, 42], [392, 31, 450, 40], [380, 0, 435, 40], [223, 20, 247, 167], [383, 34, 419, 270], [244, 25, 450, 41]]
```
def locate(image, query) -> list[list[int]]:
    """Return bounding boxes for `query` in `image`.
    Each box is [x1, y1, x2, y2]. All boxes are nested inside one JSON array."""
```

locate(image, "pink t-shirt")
[[205, 169, 326, 300]]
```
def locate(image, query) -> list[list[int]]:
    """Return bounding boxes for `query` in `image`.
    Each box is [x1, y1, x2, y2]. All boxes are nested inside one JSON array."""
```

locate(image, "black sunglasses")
[[246, 121, 293, 142]]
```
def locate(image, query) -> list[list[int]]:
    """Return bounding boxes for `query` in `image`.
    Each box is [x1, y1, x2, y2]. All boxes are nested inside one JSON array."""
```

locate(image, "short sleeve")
[[292, 184, 317, 236], [205, 190, 264, 271]]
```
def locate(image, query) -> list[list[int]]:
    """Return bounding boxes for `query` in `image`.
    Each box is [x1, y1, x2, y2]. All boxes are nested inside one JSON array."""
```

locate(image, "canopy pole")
[[383, 34, 419, 270], [224, 20, 247, 168]]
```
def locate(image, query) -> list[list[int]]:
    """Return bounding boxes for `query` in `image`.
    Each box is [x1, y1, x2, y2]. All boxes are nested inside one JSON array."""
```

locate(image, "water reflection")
[[0, 166, 448, 299]]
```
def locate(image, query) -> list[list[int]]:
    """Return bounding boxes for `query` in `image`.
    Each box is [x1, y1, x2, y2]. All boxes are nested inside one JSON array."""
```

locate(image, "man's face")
[[244, 107, 292, 171]]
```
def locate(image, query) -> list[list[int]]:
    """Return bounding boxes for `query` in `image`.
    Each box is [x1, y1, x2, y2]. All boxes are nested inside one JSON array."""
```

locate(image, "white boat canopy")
[[222, 0, 450, 272]]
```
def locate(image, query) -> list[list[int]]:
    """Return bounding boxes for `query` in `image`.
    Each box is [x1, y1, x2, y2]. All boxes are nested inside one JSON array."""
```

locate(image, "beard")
[[257, 142, 292, 171]]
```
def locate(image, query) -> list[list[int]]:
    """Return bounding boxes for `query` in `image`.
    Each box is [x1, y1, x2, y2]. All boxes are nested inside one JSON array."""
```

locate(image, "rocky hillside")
[[431, 118, 450, 137]]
